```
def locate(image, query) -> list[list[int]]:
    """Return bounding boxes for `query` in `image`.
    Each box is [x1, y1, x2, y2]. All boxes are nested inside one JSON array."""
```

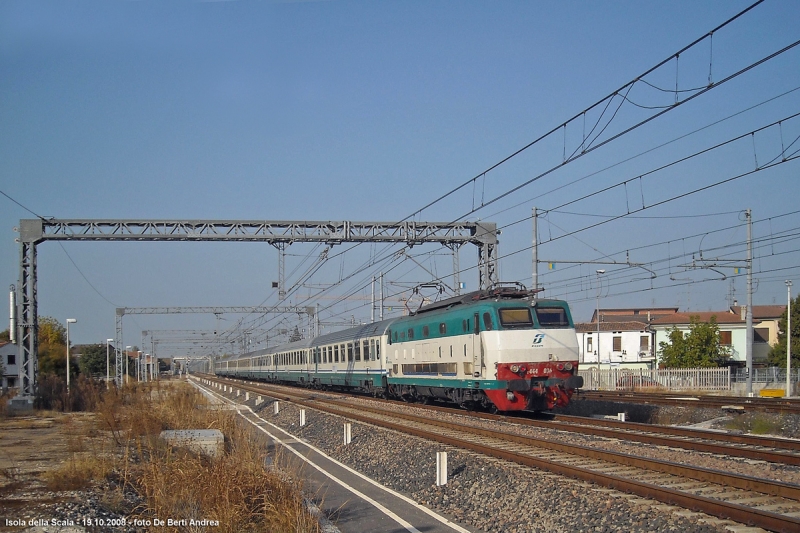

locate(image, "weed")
[[42, 453, 113, 491]]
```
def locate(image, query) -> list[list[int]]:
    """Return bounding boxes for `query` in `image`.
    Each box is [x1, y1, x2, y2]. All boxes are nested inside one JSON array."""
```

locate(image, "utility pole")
[[532, 207, 538, 294], [787, 280, 793, 397], [746, 209, 753, 396]]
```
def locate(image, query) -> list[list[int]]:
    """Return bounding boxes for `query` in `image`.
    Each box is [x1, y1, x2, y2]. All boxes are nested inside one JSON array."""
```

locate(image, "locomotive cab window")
[[499, 308, 533, 328], [535, 307, 570, 328], [422, 325, 429, 338], [483, 312, 493, 330], [439, 323, 446, 334]]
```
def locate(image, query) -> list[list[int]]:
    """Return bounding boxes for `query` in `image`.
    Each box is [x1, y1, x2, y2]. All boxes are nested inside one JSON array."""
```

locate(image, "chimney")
[[647, 310, 651, 322], [740, 305, 746, 320], [9, 285, 16, 344]]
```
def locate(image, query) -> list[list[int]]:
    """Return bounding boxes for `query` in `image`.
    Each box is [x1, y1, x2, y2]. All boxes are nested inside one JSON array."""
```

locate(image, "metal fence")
[[732, 367, 800, 383], [578, 367, 731, 392]]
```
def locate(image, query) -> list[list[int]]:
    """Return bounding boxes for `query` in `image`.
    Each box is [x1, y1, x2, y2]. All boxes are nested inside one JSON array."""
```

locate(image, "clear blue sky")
[[2, 0, 799, 356]]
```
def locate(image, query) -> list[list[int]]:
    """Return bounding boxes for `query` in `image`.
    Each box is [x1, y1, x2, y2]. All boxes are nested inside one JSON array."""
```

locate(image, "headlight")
[[564, 362, 573, 371], [510, 364, 519, 373]]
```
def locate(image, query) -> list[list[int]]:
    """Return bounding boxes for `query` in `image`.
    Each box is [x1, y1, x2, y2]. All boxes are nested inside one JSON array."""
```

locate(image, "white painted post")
[[257, 395, 263, 405], [273, 401, 280, 415], [343, 423, 352, 445], [236, 389, 241, 397], [436, 452, 448, 486], [223, 385, 227, 392], [245, 392, 250, 401], [618, 412, 626, 422], [300, 409, 306, 427]]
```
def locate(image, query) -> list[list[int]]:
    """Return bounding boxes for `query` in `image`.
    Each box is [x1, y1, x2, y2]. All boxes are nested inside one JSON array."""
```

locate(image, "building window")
[[640, 336, 649, 351], [719, 331, 732, 345], [754, 328, 769, 343], [7, 354, 15, 366], [586, 337, 593, 353], [613, 336, 622, 352]]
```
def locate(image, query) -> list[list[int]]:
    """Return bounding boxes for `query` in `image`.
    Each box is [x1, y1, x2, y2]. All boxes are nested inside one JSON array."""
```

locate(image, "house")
[[649, 305, 786, 367], [576, 308, 679, 369], [1, 341, 19, 391]]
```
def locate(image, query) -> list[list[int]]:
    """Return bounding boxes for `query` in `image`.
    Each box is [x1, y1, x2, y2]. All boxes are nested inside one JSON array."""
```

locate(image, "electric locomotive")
[[216, 286, 583, 412]]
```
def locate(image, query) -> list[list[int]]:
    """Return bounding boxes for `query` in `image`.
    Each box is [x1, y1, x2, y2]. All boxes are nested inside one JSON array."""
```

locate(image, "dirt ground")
[[0, 412, 128, 533]]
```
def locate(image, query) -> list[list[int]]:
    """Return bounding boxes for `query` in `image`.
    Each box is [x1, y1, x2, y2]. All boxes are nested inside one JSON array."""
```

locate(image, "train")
[[215, 285, 583, 412]]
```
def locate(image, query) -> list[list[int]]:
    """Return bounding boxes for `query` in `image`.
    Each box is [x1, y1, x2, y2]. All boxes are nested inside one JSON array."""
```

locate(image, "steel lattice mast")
[[15, 218, 498, 399]]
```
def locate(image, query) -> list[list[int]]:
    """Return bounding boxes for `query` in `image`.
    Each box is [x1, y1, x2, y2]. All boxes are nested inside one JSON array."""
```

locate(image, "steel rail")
[[203, 375, 800, 533], [552, 414, 800, 452], [579, 390, 800, 414]]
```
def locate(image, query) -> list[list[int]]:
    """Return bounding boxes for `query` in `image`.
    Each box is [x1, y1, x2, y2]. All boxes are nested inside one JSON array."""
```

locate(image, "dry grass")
[[88, 380, 322, 533], [41, 453, 113, 491]]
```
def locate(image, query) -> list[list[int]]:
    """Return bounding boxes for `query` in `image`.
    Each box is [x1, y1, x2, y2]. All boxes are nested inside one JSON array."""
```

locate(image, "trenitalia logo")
[[532, 333, 545, 346]]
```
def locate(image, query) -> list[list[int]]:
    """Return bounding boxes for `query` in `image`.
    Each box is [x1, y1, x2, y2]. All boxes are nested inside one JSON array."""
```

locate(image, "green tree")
[[39, 317, 66, 345], [78, 344, 109, 376], [768, 294, 800, 368], [658, 315, 731, 368], [0, 328, 10, 342], [37, 317, 76, 377]]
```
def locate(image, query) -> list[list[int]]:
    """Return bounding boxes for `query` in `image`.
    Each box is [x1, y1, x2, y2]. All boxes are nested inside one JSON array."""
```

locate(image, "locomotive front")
[[482, 300, 583, 411]]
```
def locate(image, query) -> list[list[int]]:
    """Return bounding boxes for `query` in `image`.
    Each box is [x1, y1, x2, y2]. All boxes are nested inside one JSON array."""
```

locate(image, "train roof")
[[311, 317, 401, 347], [412, 286, 543, 315]]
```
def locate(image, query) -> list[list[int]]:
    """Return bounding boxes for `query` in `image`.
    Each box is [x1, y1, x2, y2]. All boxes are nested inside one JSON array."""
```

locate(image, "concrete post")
[[436, 452, 448, 486]]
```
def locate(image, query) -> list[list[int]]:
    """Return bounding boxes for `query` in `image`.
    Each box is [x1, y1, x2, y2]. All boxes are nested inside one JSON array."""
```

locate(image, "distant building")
[[576, 308, 679, 369], [1, 341, 19, 390], [650, 305, 786, 367]]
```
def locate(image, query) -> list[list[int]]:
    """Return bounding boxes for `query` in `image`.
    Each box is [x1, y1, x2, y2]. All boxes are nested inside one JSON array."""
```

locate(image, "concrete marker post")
[[343, 422, 352, 445], [618, 412, 626, 422], [300, 409, 306, 427], [436, 452, 448, 486], [273, 401, 280, 415]]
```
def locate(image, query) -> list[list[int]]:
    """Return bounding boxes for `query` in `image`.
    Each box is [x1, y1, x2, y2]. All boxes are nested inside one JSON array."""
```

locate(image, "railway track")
[[578, 389, 800, 414], [201, 375, 800, 532]]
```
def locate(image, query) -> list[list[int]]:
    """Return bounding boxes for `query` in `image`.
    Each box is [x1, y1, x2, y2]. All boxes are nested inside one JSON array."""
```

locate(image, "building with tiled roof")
[[650, 305, 786, 367]]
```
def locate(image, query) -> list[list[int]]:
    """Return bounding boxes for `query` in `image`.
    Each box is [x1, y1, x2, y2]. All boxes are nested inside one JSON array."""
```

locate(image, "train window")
[[483, 312, 493, 331], [499, 308, 533, 329], [408, 328, 414, 340], [439, 323, 446, 334], [348, 343, 353, 362], [334, 345, 339, 362], [369, 339, 375, 361], [462, 319, 467, 332], [355, 342, 361, 361], [362, 340, 368, 360], [422, 325, 429, 338], [400, 331, 406, 340], [375, 341, 380, 359], [534, 307, 570, 328]]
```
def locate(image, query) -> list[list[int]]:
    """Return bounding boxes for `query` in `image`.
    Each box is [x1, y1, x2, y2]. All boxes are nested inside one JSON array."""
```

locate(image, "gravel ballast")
[[217, 385, 748, 533]]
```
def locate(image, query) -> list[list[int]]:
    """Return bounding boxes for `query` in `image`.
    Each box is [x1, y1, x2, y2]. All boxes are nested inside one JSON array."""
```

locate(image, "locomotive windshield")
[[498, 308, 533, 329], [534, 306, 570, 328]]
